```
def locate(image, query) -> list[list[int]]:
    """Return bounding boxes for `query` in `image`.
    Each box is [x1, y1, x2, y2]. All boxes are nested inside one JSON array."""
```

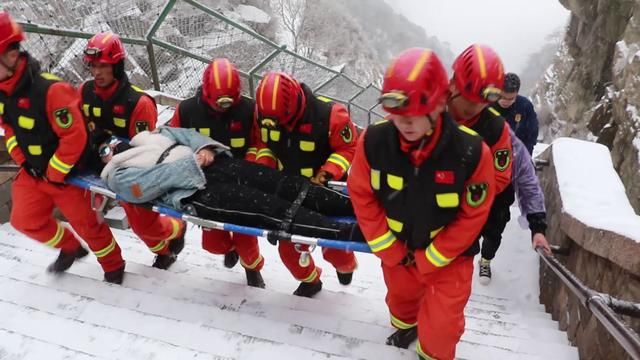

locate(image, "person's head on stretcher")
[[98, 136, 131, 163]]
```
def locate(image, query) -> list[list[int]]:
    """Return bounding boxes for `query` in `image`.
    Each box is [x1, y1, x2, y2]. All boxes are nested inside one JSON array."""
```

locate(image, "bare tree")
[[274, 0, 306, 54]]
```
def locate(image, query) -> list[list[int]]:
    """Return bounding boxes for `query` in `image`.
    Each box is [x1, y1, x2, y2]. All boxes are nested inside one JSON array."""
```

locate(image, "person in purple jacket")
[[478, 131, 551, 285]]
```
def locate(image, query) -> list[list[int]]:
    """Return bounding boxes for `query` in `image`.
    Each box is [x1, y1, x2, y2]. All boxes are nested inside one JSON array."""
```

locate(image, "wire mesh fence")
[[6, 0, 384, 126]]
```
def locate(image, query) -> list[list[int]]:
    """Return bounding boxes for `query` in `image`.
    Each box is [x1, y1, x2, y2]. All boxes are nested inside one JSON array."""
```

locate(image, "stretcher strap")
[[156, 143, 180, 164], [279, 181, 311, 234]]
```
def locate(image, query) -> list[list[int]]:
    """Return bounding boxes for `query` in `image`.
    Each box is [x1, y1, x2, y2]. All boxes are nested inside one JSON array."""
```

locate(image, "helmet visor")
[[215, 96, 235, 109], [379, 92, 409, 110], [481, 86, 502, 103]]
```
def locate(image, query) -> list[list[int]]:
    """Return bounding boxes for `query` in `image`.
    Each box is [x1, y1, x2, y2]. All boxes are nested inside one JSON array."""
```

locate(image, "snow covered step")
[[0, 232, 575, 359], [0, 300, 232, 360], [0, 246, 571, 359], [0, 244, 564, 360], [0, 329, 105, 360], [0, 248, 413, 359], [0, 279, 352, 360], [0, 234, 564, 342], [92, 226, 558, 329]]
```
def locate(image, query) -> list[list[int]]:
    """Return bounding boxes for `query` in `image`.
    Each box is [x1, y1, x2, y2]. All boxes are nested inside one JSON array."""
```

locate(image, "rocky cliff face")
[[532, 0, 640, 211]]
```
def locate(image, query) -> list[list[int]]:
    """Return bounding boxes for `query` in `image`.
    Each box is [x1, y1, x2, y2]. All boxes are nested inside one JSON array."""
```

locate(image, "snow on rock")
[[234, 5, 271, 24], [553, 137, 640, 241]]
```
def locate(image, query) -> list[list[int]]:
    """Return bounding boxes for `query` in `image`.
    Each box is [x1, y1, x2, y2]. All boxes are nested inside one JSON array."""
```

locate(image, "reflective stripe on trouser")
[[278, 241, 356, 282], [202, 229, 264, 271], [121, 203, 184, 254], [10, 170, 124, 272], [383, 257, 473, 360]]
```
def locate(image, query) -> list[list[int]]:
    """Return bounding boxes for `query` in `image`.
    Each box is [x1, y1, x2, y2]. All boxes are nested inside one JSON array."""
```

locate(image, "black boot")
[[168, 225, 186, 255], [152, 252, 177, 270], [293, 280, 323, 298], [104, 265, 125, 285], [245, 269, 265, 288], [47, 246, 89, 273], [336, 270, 353, 285], [386, 327, 418, 349], [224, 250, 239, 269]]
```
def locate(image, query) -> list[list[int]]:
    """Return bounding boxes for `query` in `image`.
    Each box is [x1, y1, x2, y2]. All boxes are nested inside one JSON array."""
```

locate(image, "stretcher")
[[66, 173, 372, 254]]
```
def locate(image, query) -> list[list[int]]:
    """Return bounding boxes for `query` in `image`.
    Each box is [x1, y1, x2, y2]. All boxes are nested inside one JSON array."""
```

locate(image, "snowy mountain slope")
[[0, 206, 577, 360]]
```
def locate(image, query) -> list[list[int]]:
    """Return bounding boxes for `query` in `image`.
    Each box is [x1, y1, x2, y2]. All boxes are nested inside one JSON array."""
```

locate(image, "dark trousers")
[[186, 157, 363, 241], [479, 185, 515, 260]]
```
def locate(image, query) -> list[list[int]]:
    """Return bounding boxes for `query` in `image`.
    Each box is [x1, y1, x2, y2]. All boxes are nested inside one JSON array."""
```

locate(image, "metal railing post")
[[247, 46, 286, 95], [145, 0, 177, 91]]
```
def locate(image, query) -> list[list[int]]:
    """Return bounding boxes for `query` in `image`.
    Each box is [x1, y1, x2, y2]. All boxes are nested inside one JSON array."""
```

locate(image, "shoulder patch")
[[54, 108, 73, 129], [340, 124, 354, 143], [494, 149, 511, 172], [373, 119, 389, 126], [135, 121, 150, 133], [466, 182, 488, 208], [131, 85, 144, 93], [316, 95, 332, 103], [41, 73, 62, 81]]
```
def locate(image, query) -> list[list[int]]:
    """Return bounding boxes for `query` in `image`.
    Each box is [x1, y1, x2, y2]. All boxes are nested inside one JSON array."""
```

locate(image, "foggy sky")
[[385, 0, 570, 73]]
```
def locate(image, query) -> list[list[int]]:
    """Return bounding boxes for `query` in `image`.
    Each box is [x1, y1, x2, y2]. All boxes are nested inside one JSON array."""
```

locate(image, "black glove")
[[22, 163, 44, 178], [399, 251, 415, 267], [527, 212, 547, 237], [267, 230, 290, 246]]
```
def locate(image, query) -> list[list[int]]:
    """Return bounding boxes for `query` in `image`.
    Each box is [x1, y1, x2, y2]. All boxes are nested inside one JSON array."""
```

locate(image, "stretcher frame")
[[66, 174, 372, 254]]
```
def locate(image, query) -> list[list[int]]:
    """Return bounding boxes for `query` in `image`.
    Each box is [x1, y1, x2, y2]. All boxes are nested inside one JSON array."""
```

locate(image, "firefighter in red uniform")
[[0, 12, 126, 283], [348, 48, 496, 359], [447, 44, 515, 284], [253, 71, 358, 297], [169, 58, 265, 288], [80, 32, 186, 270]]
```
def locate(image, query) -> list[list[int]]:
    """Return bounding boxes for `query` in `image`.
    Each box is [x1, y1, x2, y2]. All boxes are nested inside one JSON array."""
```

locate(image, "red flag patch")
[[17, 98, 30, 109], [434, 170, 455, 184], [113, 104, 125, 115], [230, 121, 242, 131], [299, 123, 312, 134]]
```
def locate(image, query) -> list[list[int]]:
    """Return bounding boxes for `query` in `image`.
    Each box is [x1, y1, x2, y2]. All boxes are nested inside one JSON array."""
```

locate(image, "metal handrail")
[[537, 248, 640, 359]]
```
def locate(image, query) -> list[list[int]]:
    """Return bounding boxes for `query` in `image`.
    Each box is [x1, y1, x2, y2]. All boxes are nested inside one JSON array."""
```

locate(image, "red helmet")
[[452, 44, 504, 104], [256, 71, 304, 125], [84, 32, 125, 64], [0, 11, 25, 55], [201, 58, 241, 111], [380, 48, 449, 116]]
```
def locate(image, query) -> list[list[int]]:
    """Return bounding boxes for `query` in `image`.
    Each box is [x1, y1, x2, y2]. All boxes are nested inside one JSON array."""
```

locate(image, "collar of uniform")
[[93, 78, 121, 101], [457, 109, 483, 128], [397, 115, 443, 167], [0, 54, 27, 96]]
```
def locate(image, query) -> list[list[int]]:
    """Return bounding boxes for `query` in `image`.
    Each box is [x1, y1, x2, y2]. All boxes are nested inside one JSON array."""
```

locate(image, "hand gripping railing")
[[536, 248, 640, 359]]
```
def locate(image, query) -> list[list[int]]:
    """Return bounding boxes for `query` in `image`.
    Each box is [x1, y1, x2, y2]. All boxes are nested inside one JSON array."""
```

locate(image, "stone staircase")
[[0, 220, 578, 360]]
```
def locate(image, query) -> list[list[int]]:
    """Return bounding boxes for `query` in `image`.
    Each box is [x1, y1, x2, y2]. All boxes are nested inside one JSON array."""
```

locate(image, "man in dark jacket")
[[495, 73, 539, 155]]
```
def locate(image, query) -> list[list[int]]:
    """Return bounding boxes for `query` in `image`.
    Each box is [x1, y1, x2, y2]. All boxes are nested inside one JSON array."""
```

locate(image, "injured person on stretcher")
[[95, 126, 364, 242]]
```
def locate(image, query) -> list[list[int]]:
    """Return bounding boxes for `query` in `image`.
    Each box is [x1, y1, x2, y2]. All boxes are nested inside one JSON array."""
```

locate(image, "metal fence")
[[5, 0, 384, 127]]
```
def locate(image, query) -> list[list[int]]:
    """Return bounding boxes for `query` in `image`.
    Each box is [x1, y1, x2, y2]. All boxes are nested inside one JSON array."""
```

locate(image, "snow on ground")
[[0, 205, 577, 359], [553, 137, 640, 241]]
